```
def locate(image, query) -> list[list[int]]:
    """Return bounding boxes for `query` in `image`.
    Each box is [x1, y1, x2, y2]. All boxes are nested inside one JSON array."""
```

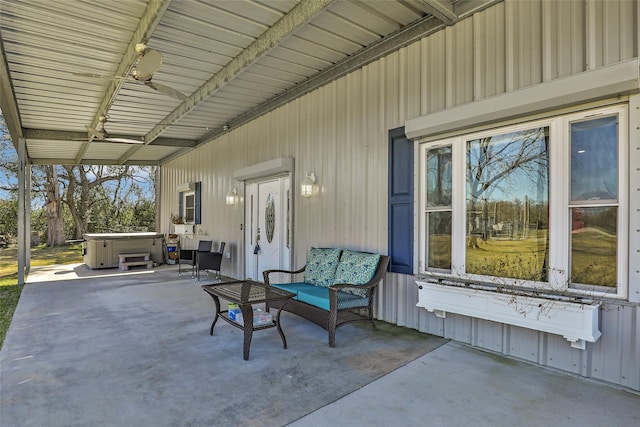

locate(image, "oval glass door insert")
[[265, 193, 275, 243]]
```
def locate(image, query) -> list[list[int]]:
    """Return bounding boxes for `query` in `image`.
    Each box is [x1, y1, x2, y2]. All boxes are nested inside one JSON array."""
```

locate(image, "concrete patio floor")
[[1, 263, 638, 426]]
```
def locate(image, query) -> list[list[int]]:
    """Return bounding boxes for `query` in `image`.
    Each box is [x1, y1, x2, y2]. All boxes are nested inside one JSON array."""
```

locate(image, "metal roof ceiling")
[[0, 0, 498, 166]]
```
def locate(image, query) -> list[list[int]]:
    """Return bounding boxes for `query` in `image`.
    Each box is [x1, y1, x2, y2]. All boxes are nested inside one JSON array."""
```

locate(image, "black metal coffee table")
[[201, 280, 294, 360]]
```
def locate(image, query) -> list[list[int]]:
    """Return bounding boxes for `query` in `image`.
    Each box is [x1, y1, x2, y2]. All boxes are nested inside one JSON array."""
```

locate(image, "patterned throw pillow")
[[303, 247, 342, 287], [333, 250, 381, 297]]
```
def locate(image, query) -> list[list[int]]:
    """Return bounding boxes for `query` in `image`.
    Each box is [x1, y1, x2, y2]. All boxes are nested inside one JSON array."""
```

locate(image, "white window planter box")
[[173, 224, 194, 235], [416, 281, 601, 350]]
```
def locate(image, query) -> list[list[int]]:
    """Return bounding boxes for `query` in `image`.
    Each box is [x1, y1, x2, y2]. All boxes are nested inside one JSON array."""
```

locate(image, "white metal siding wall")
[[161, 0, 639, 390]]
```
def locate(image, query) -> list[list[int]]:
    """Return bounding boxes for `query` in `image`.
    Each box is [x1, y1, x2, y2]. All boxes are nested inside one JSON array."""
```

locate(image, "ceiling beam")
[[23, 129, 194, 147], [30, 158, 160, 166], [0, 31, 24, 145], [418, 0, 458, 26], [117, 0, 336, 165], [74, 0, 173, 164]]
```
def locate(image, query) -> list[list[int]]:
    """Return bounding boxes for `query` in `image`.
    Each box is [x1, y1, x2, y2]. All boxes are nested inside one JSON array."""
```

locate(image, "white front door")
[[244, 176, 291, 281]]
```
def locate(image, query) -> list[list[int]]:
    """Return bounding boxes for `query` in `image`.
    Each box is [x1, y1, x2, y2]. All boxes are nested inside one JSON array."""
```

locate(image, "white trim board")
[[233, 157, 294, 181], [406, 59, 640, 140]]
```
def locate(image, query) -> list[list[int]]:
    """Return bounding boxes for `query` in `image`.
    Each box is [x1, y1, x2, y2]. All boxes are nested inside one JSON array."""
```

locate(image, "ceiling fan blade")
[[74, 72, 129, 81], [104, 137, 145, 144], [144, 81, 188, 101], [134, 48, 163, 81]]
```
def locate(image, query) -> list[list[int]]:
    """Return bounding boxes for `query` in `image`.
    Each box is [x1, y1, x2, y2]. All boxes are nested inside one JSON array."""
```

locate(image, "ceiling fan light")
[[134, 43, 147, 55]]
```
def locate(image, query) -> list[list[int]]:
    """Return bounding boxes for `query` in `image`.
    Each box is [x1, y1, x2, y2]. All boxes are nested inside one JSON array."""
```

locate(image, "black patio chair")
[[178, 240, 212, 278], [196, 241, 226, 281]]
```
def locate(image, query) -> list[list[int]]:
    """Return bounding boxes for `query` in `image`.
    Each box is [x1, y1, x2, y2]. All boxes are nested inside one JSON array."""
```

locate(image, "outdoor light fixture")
[[300, 172, 316, 197], [226, 187, 238, 205]]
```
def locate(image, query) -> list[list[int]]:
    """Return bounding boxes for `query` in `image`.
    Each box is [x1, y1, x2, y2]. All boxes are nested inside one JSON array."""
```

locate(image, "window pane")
[[571, 115, 618, 202], [185, 194, 195, 222], [466, 128, 549, 281], [571, 207, 617, 287], [426, 146, 452, 207], [427, 211, 451, 269]]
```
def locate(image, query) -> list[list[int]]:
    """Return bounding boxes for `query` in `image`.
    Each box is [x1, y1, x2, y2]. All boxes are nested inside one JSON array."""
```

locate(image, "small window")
[[424, 145, 452, 270], [569, 115, 619, 289], [183, 191, 195, 223]]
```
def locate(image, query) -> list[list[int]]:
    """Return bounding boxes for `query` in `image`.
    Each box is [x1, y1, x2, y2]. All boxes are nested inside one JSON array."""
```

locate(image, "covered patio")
[[2, 0, 640, 409], [1, 265, 637, 426]]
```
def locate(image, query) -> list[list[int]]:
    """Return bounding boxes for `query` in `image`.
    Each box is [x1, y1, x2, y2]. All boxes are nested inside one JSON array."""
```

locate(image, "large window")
[[419, 105, 627, 298], [465, 127, 549, 281]]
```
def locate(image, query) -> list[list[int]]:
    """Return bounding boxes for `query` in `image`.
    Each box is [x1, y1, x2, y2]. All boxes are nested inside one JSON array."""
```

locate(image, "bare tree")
[[44, 165, 65, 246], [59, 165, 155, 238]]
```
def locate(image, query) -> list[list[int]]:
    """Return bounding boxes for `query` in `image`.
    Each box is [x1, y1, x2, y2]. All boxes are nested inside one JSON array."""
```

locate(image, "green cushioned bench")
[[263, 248, 390, 347]]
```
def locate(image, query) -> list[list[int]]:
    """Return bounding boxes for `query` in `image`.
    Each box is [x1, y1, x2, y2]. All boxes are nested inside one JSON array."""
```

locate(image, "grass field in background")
[[0, 243, 83, 349]]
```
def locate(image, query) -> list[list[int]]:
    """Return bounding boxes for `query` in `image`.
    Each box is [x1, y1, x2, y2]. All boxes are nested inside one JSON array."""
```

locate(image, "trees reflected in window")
[[465, 128, 549, 281]]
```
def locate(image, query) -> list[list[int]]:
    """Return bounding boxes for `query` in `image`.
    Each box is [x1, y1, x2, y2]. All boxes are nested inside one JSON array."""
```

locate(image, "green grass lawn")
[[0, 243, 83, 349]]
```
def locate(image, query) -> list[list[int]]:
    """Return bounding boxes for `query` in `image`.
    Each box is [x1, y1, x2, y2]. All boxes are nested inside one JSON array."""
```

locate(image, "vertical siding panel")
[[472, 319, 504, 353], [618, 0, 635, 60], [347, 71, 358, 250], [515, 0, 543, 88], [602, 0, 636, 64], [444, 313, 472, 343], [505, 325, 540, 363], [541, 0, 555, 82], [419, 305, 445, 336], [449, 19, 473, 106], [544, 334, 584, 376], [554, 0, 585, 77], [590, 304, 624, 383], [326, 82, 339, 246], [505, 0, 516, 92], [398, 49, 407, 124], [590, 0, 604, 69], [385, 53, 401, 130], [423, 30, 446, 115], [376, 272, 398, 324], [603, 0, 620, 65], [444, 25, 455, 108], [473, 11, 485, 101], [401, 275, 418, 329], [420, 37, 429, 115], [367, 64, 382, 250], [473, 2, 506, 99], [319, 84, 336, 245], [405, 42, 421, 120], [335, 77, 349, 250], [619, 305, 639, 389], [571, 0, 586, 74]]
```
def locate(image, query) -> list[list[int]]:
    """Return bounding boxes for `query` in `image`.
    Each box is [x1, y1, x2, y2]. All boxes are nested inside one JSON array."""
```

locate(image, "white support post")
[[17, 137, 30, 285]]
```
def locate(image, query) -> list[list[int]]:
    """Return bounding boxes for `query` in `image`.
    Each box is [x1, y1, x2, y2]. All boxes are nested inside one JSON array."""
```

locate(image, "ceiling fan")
[[80, 115, 145, 144], [75, 43, 188, 101]]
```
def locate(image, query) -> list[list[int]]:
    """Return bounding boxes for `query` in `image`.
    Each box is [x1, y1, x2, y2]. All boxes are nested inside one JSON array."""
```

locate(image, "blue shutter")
[[388, 127, 413, 274], [194, 182, 201, 224]]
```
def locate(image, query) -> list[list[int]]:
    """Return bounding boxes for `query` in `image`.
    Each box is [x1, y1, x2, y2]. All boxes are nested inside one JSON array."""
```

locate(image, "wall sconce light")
[[300, 172, 316, 197], [226, 187, 238, 205]]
